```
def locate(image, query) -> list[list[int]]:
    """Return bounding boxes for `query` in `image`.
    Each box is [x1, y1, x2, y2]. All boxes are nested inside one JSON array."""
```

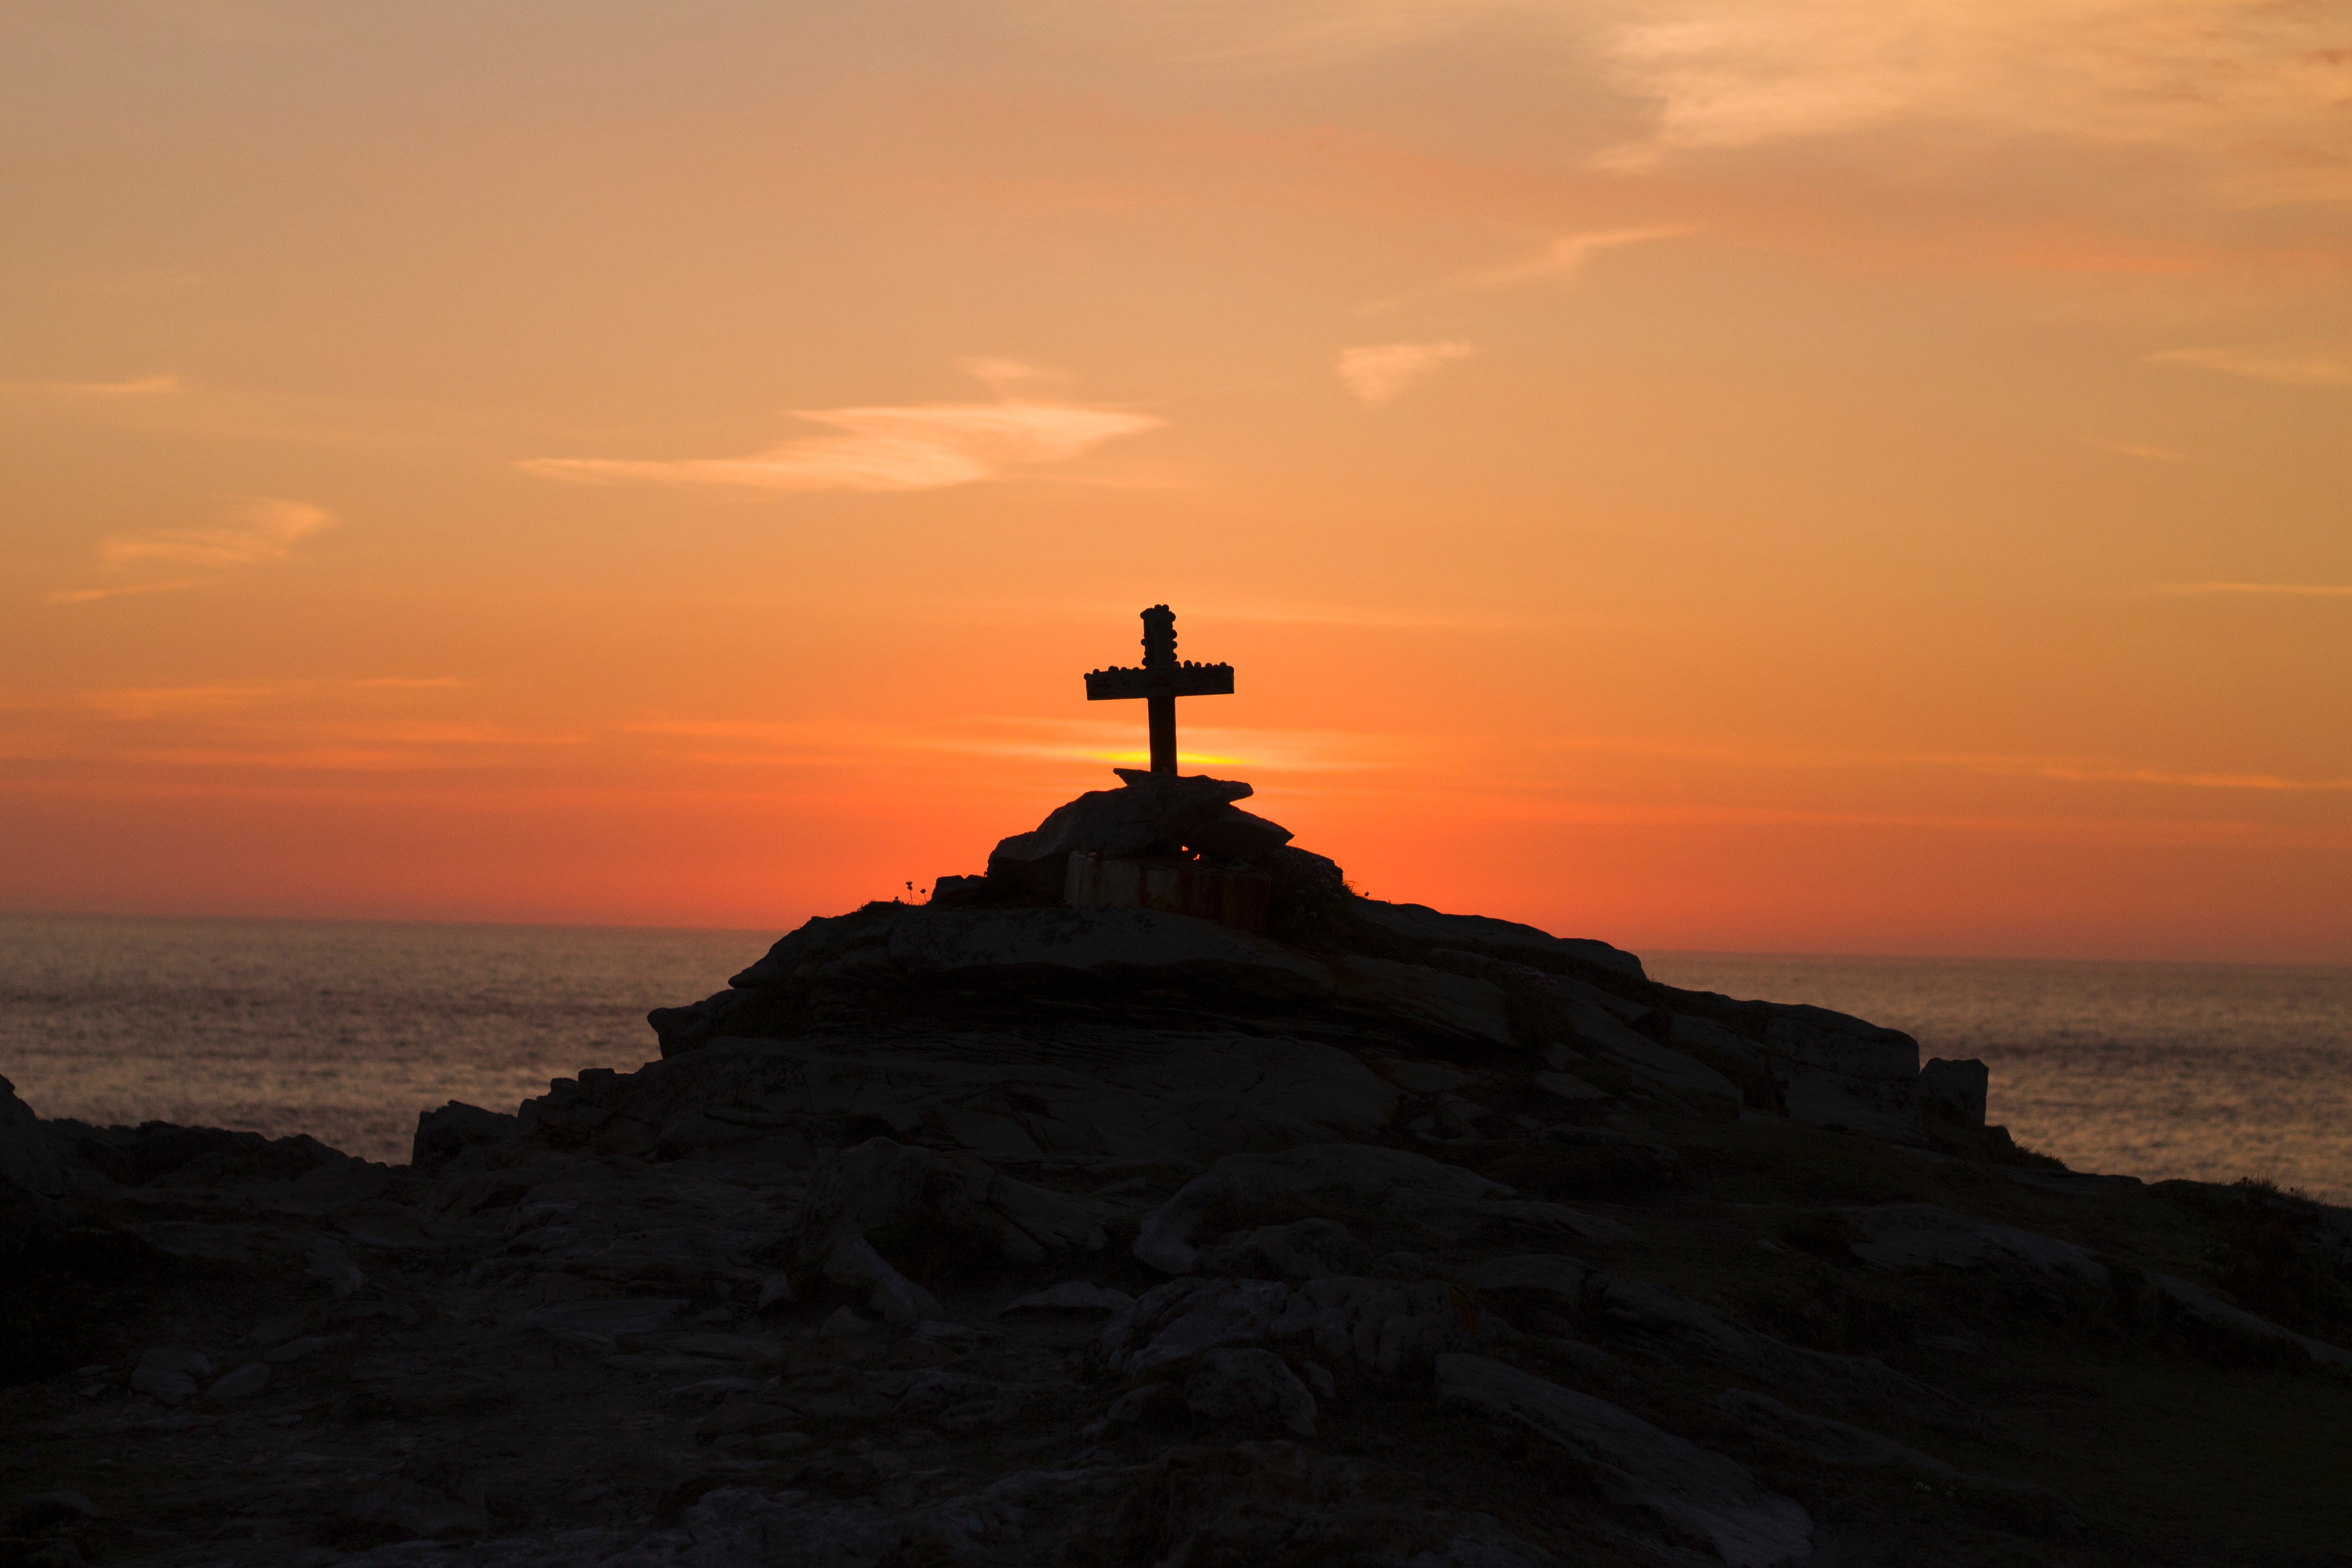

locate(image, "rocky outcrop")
[[1133, 1144, 1624, 1274], [983, 769, 1259, 900], [1436, 1354, 1813, 1567], [527, 1028, 1401, 1169], [14, 772, 2350, 1568]]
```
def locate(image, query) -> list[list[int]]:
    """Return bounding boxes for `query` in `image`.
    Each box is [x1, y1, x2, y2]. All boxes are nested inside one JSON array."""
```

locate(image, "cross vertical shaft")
[[1083, 605, 1235, 776], [1141, 605, 1178, 775]]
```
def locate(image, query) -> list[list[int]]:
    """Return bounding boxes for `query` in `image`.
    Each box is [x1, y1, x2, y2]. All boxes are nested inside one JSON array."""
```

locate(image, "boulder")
[[306, 1238, 367, 1297], [1758, 1010, 1924, 1143], [1840, 1205, 2106, 1283], [2149, 1272, 2352, 1370], [1116, 1442, 1561, 1568], [1461, 1253, 1593, 1299], [1557, 1001, 1741, 1104], [890, 907, 1332, 998], [1197, 1218, 1374, 1283], [999, 1281, 1135, 1315], [202, 1362, 271, 1403], [1330, 955, 1517, 1048], [727, 903, 908, 989], [1919, 1059, 1990, 1126], [526, 1297, 687, 1342], [1581, 1267, 1976, 1425], [822, 1233, 944, 1327], [0, 1075, 64, 1200], [1184, 804, 1295, 863], [1710, 1390, 1956, 1474], [727, 904, 1336, 1005], [1435, 1354, 1811, 1567], [1098, 1273, 1510, 1377], [648, 988, 755, 1055], [985, 771, 1256, 899], [1185, 1347, 1317, 1436], [133, 1222, 255, 1261], [411, 1101, 519, 1170], [130, 1347, 212, 1404], [1346, 900, 1645, 979], [793, 1136, 1123, 1266], [1134, 1143, 1622, 1275]]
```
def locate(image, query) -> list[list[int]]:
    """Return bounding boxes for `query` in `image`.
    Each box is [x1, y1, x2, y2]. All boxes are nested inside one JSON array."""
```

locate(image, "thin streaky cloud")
[[0, 373, 182, 399], [2144, 347, 2352, 387], [2155, 582, 2352, 598], [959, 357, 1066, 391], [520, 402, 1164, 493], [1585, 1, 2351, 208], [50, 497, 335, 606], [1362, 227, 1691, 314], [1337, 341, 1473, 406], [99, 498, 334, 569], [1534, 733, 2352, 792], [61, 373, 181, 396], [67, 679, 472, 717], [2089, 438, 2193, 462], [1186, 599, 1509, 629], [46, 579, 213, 606]]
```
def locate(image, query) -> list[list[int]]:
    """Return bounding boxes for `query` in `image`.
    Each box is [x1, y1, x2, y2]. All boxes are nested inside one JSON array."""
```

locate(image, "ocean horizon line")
[[4, 906, 2348, 974]]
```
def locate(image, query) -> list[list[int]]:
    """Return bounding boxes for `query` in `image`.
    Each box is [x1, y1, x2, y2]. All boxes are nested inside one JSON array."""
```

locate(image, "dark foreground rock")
[[5, 776, 2351, 1567]]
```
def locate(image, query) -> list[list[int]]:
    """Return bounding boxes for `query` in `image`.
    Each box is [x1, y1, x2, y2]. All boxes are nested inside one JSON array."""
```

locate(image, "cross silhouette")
[[1084, 605, 1234, 776]]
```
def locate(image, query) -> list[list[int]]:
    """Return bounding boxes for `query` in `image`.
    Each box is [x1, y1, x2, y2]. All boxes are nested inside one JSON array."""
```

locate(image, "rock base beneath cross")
[[1, 772, 2345, 1567]]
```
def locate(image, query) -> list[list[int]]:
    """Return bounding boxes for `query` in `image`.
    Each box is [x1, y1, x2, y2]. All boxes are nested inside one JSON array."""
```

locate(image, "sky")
[[2, 1, 2347, 962]]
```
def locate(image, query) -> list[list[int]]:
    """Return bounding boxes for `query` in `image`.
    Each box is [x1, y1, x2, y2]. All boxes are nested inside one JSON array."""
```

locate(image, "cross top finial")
[[1141, 604, 1175, 669], [1084, 605, 1235, 776]]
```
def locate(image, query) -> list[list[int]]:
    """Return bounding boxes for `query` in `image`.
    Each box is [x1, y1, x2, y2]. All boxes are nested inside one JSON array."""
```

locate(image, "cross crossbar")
[[1084, 605, 1234, 775]]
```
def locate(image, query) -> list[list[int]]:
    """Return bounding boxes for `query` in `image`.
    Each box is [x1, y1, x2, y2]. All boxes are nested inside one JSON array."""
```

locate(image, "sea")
[[2, 914, 2347, 1204]]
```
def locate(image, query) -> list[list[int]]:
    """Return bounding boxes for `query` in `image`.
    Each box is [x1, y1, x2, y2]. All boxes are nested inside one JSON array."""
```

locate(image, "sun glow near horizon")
[[2, 1, 2346, 962]]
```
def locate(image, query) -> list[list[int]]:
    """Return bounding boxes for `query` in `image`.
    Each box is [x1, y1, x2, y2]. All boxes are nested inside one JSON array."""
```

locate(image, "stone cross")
[[1084, 605, 1234, 776]]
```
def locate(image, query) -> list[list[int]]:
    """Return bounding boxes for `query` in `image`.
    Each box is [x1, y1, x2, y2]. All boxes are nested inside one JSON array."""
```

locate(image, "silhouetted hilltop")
[[4, 773, 2349, 1566]]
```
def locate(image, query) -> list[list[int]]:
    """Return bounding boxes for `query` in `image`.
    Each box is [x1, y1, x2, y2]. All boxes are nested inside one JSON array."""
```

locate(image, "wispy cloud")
[[2144, 347, 2352, 387], [2154, 582, 2352, 599], [46, 579, 215, 606], [2089, 439, 2193, 462], [4, 679, 570, 777], [1588, 1, 2352, 207], [61, 373, 181, 396], [48, 498, 336, 606], [1363, 228, 1690, 314], [1186, 600, 1509, 629], [66, 679, 473, 720], [958, 357, 1066, 393], [1536, 734, 2352, 793], [98, 498, 334, 568], [0, 372, 183, 399], [520, 386, 1164, 493], [76, 685, 284, 719], [1337, 340, 1473, 406]]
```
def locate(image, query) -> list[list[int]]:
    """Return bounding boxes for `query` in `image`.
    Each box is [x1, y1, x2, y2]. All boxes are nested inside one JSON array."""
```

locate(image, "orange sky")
[[4, 2, 2348, 962]]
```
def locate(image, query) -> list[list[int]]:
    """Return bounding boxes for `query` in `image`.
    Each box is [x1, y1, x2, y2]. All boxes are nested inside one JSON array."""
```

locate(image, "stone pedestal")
[[1064, 851, 1272, 933]]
